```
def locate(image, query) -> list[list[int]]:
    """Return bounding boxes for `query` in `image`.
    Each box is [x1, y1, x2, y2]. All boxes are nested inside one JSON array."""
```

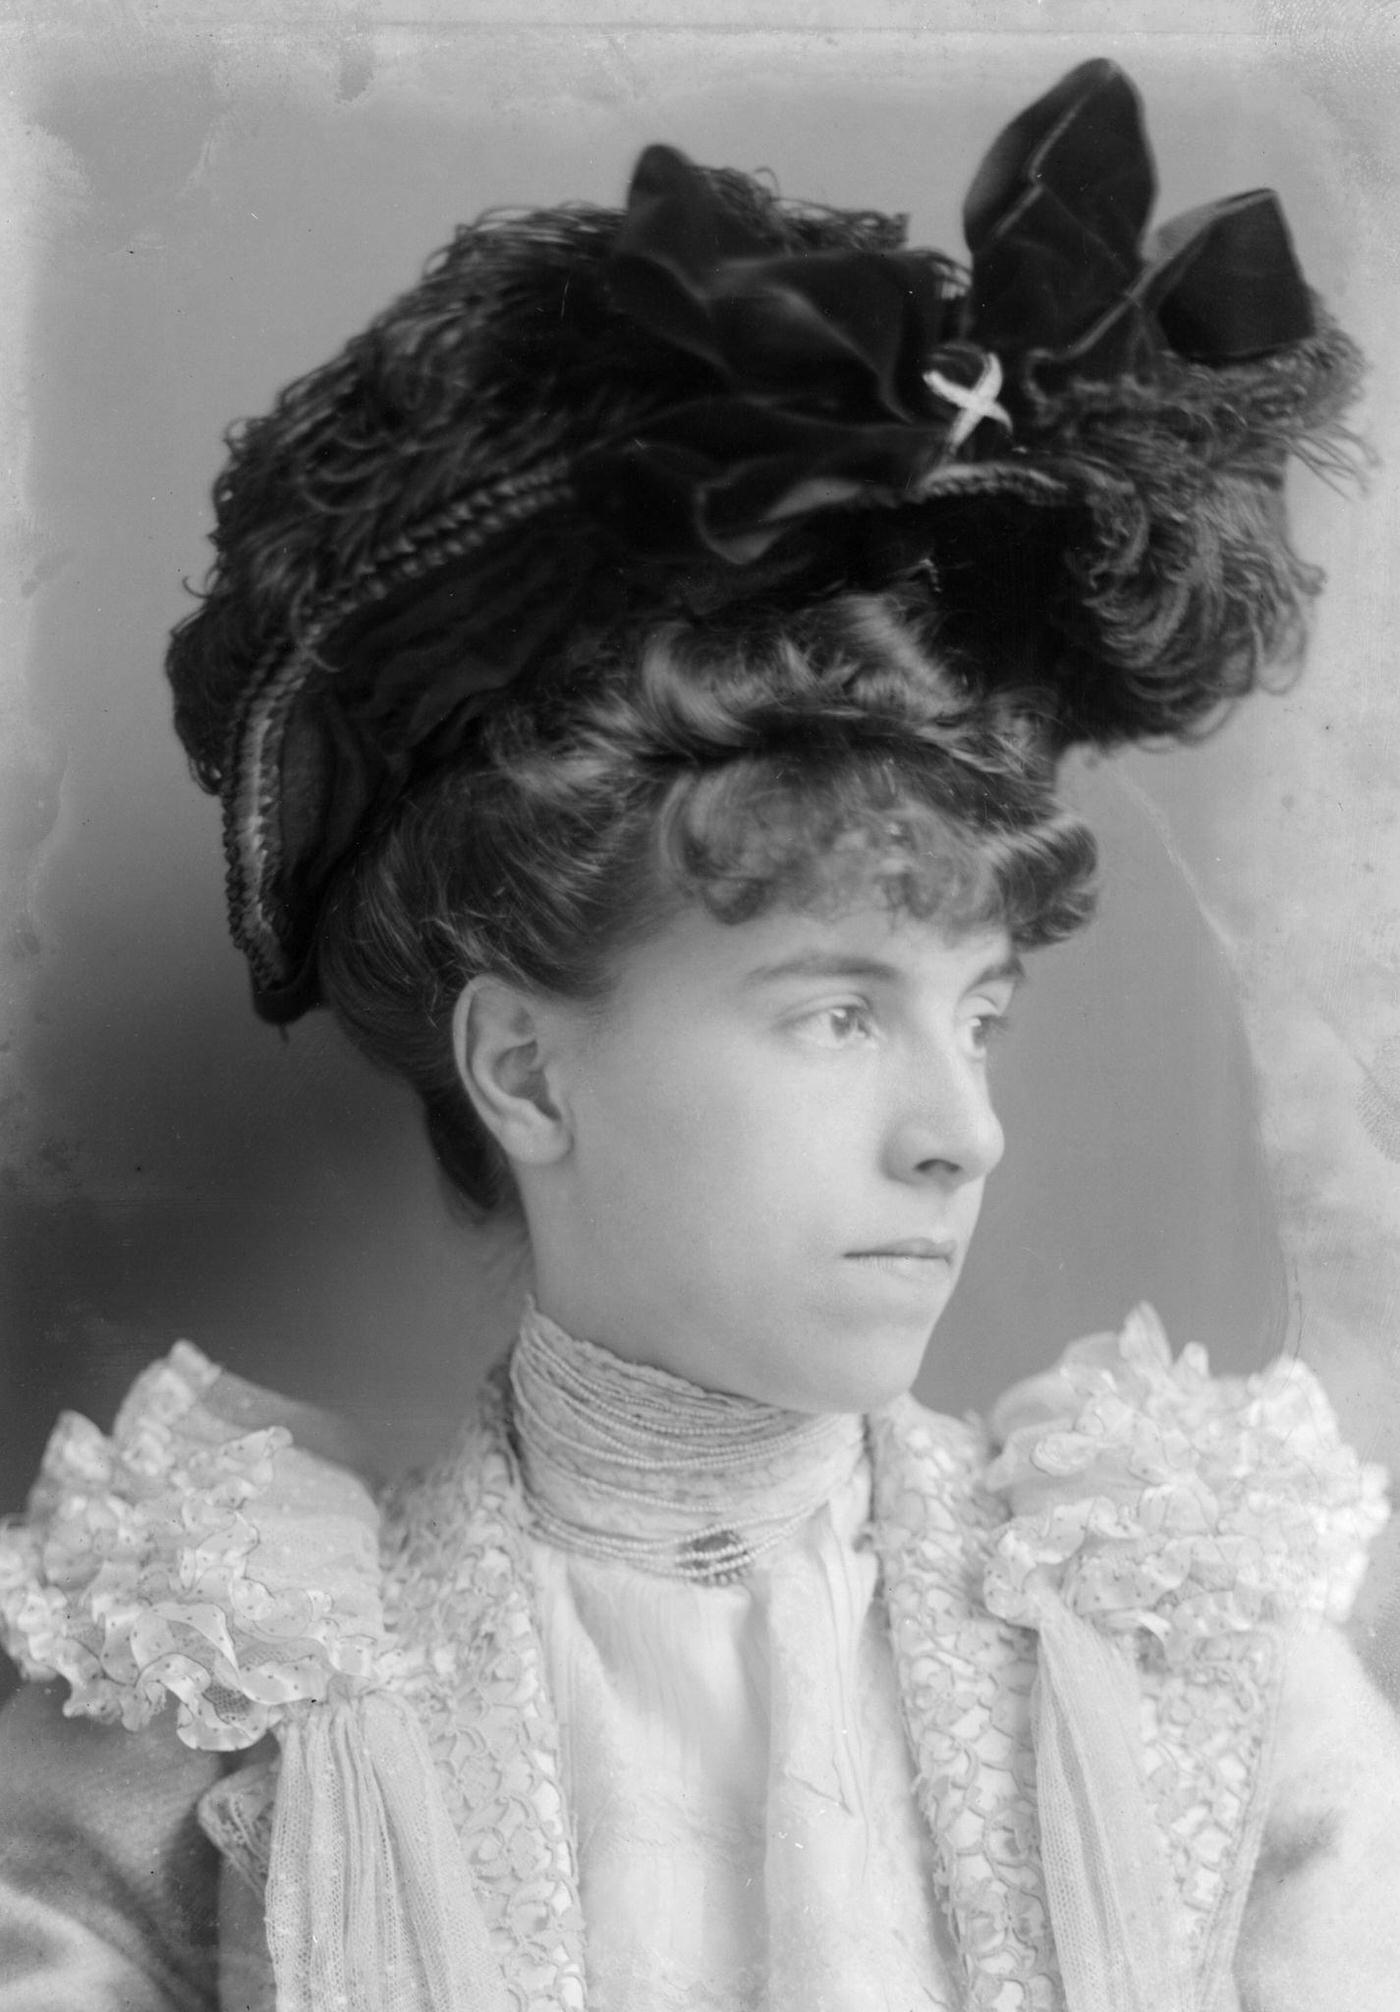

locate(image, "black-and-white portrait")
[[1, 5, 1398, 2007]]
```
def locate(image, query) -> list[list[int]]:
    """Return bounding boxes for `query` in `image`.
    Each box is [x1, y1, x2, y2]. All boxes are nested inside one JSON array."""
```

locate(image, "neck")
[[507, 1300, 867, 1582]]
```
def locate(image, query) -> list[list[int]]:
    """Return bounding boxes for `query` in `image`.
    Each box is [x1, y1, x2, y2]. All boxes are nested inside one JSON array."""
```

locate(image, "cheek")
[[570, 1035, 744, 1193], [575, 1036, 849, 1222]]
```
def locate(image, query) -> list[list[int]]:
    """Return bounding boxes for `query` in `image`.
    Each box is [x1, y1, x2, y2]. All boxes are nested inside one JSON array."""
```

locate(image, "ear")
[[452, 976, 573, 1169]]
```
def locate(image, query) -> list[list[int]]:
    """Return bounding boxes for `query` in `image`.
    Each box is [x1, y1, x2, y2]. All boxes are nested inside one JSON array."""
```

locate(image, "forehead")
[[610, 898, 1017, 1011]]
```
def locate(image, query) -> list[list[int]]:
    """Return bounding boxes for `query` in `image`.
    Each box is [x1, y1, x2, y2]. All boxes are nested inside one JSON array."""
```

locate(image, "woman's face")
[[525, 896, 1018, 1413]]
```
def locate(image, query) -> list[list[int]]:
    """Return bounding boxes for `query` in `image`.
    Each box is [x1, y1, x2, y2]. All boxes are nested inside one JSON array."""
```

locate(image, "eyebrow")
[[743, 949, 1026, 990]]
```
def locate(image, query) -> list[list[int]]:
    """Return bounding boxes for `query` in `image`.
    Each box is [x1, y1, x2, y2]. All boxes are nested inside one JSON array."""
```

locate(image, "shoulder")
[[973, 1305, 1389, 1649], [0, 1344, 389, 1752]]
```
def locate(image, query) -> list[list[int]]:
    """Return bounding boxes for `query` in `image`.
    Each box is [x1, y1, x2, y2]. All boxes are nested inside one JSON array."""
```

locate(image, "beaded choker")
[[507, 1300, 867, 1583]]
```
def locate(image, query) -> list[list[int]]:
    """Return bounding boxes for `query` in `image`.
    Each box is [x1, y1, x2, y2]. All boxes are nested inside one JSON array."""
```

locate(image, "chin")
[[788, 1319, 938, 1416]]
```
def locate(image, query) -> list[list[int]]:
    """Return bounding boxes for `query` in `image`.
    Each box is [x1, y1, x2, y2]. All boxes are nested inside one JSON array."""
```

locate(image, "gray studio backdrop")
[[4, 15, 1398, 1679]]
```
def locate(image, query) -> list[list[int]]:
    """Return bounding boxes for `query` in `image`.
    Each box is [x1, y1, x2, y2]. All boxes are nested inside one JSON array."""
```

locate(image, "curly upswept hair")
[[161, 90, 1363, 1023], [155, 68, 1365, 1215], [316, 590, 1097, 1212]]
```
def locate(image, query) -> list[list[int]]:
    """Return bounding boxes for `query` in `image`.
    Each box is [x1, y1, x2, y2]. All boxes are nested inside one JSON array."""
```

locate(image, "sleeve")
[[0, 1343, 385, 2012], [982, 1307, 1397, 2005], [0, 1681, 223, 2012], [1235, 1625, 1400, 2011]]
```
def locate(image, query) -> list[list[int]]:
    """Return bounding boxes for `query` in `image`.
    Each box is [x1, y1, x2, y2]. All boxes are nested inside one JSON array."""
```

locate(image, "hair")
[[158, 103, 1365, 1031], [316, 588, 1097, 1212]]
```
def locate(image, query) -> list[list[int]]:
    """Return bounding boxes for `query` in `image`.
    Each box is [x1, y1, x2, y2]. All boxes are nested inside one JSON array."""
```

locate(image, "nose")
[[882, 1039, 1005, 1189]]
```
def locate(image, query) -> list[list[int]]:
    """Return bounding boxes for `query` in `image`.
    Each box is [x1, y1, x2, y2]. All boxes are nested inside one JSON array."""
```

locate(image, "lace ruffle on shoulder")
[[981, 1305, 1389, 1657], [872, 1311, 1391, 2008], [0, 1342, 385, 1750]]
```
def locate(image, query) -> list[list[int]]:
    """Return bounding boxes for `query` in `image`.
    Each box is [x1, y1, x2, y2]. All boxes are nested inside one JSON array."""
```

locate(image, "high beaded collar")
[[506, 1299, 867, 1583]]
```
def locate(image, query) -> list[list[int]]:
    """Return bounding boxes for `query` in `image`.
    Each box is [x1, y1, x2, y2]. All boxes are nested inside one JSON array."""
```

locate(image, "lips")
[[847, 1238, 957, 1262], [844, 1239, 959, 1291]]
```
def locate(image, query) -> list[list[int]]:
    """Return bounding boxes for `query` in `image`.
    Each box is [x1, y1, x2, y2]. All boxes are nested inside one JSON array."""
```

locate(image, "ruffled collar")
[[506, 1299, 867, 1582]]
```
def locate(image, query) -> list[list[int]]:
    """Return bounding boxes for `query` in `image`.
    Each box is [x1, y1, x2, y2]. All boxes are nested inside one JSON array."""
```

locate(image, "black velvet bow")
[[578, 58, 1317, 565]]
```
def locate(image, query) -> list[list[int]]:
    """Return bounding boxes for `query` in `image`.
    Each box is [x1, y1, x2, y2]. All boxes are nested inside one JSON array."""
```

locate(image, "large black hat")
[[166, 59, 1362, 1021]]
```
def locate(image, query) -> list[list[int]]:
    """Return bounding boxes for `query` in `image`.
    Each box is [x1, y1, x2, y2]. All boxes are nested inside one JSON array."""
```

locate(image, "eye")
[[967, 1007, 1013, 1058], [792, 1001, 878, 1049]]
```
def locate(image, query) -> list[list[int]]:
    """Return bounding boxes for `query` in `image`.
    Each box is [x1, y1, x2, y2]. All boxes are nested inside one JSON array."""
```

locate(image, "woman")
[[1, 57, 1397, 2012]]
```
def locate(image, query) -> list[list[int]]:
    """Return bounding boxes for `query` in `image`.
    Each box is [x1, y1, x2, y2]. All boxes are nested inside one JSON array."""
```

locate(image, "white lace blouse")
[[2, 1304, 1399, 2012], [527, 1465, 960, 2012]]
